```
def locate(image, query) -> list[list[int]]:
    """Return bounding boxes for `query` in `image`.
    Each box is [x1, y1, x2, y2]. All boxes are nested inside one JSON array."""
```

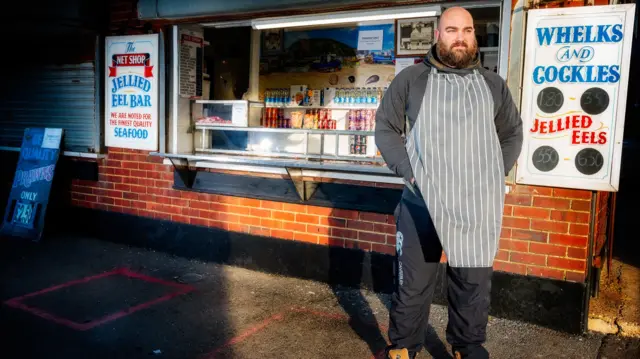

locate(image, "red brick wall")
[[498, 185, 592, 282], [591, 191, 610, 268], [71, 148, 399, 256], [70, 148, 595, 282]]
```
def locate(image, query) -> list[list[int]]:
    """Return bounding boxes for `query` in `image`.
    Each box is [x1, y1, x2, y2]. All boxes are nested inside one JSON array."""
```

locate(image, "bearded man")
[[375, 7, 523, 359]]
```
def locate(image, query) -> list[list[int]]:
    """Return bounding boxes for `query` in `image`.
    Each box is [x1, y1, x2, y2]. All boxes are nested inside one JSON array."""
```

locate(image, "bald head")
[[437, 7, 474, 33], [434, 6, 478, 68]]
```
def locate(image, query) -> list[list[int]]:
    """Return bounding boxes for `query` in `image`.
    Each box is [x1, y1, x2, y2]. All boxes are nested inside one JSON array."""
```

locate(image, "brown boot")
[[387, 348, 411, 359], [453, 351, 463, 359]]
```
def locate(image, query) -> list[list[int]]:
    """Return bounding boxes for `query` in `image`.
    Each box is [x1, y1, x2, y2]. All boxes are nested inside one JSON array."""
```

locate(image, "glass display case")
[[192, 92, 386, 165]]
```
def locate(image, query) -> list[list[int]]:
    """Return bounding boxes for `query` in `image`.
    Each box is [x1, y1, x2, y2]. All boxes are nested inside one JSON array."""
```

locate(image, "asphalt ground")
[[0, 235, 634, 359]]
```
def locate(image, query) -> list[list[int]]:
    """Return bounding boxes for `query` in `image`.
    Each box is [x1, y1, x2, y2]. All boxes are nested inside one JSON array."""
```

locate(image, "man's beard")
[[436, 40, 478, 69]]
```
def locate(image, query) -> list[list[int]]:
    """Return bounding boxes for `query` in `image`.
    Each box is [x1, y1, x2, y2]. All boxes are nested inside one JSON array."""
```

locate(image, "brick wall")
[[71, 148, 399, 256], [498, 185, 592, 282], [70, 148, 594, 282], [591, 191, 610, 268]]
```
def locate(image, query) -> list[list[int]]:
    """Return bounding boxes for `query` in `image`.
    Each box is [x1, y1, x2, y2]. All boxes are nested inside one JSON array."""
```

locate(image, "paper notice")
[[357, 30, 383, 51], [41, 128, 63, 149], [395, 58, 416, 75], [232, 102, 248, 127]]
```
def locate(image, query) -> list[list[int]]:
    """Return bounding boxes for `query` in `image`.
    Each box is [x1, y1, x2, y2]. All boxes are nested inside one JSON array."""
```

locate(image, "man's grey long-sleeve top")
[[374, 61, 523, 183]]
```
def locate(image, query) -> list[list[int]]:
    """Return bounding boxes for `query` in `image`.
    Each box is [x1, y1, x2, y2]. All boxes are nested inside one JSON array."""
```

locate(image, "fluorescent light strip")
[[252, 6, 440, 30]]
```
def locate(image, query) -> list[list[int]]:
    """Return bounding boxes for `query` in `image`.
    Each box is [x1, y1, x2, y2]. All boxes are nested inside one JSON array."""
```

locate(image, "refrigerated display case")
[[191, 91, 386, 167]]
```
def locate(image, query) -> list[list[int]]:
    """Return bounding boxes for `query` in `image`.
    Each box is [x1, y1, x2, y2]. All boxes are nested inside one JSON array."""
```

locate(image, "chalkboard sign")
[[1, 128, 63, 242], [536, 87, 564, 114], [575, 148, 604, 175], [580, 87, 610, 115], [532, 145, 559, 172]]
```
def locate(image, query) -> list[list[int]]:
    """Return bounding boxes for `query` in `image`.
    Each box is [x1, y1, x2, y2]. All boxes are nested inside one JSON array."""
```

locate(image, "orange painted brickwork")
[[70, 148, 595, 283], [71, 148, 399, 256], [497, 185, 592, 282], [591, 191, 610, 268]]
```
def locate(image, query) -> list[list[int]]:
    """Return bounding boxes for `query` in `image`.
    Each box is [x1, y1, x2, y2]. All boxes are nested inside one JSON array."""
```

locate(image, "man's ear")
[[434, 29, 440, 42]]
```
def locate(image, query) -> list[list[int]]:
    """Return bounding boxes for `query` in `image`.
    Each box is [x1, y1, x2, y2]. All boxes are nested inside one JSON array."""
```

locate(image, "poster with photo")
[[259, 23, 396, 94]]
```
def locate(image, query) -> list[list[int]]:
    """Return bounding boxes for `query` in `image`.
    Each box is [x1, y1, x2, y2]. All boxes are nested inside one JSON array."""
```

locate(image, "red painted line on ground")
[[119, 268, 196, 291], [3, 269, 121, 302], [80, 288, 194, 330], [2, 268, 196, 331], [290, 307, 350, 321], [290, 307, 389, 359], [290, 306, 388, 331], [3, 300, 86, 331], [201, 312, 285, 359], [201, 307, 389, 359]]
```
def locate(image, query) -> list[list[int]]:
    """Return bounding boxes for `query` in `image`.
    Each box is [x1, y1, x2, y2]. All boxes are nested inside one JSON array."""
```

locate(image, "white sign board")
[[516, 4, 635, 192], [179, 29, 204, 98], [105, 34, 159, 151]]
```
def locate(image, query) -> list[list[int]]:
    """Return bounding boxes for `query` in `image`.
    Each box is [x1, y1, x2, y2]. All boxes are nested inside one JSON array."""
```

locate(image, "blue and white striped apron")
[[405, 67, 505, 268]]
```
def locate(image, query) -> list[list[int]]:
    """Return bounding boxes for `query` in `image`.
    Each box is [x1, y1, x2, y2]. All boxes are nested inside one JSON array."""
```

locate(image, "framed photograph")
[[395, 17, 437, 57], [261, 29, 284, 55]]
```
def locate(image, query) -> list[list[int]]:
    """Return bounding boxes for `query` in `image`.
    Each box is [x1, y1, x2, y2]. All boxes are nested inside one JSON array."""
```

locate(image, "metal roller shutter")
[[0, 29, 99, 153], [0, 62, 97, 152]]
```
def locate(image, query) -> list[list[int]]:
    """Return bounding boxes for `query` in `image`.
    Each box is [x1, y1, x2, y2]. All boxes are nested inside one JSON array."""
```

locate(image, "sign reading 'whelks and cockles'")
[[516, 4, 636, 192], [105, 34, 159, 151]]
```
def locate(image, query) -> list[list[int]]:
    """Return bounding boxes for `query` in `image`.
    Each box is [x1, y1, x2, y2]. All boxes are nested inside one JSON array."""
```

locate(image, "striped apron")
[[406, 67, 505, 268]]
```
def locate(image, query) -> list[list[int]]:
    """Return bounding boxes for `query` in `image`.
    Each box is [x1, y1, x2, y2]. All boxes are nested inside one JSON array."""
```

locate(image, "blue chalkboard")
[[1, 128, 63, 242]]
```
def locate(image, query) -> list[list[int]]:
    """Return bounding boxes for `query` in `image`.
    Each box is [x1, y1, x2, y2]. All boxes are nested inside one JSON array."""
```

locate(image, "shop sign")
[[105, 34, 159, 151], [1, 128, 63, 242], [516, 4, 636, 191]]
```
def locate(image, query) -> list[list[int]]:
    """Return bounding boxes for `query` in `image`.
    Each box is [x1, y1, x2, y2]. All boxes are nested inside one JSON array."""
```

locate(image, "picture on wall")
[[395, 17, 437, 57], [262, 29, 284, 55]]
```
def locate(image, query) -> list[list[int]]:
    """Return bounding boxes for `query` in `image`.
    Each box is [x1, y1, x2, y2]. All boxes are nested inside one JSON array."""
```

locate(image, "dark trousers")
[[388, 188, 492, 358]]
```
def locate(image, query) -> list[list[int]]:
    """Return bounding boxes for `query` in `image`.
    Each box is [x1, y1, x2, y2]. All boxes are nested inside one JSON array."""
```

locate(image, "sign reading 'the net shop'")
[[105, 34, 159, 151], [516, 4, 635, 192]]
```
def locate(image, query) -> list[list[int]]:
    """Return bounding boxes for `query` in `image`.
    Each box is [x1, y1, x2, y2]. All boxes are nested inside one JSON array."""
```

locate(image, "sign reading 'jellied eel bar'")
[[105, 34, 159, 151]]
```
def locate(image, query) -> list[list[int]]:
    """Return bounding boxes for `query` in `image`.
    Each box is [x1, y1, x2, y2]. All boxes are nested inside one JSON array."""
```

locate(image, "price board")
[[515, 4, 636, 191], [1, 128, 63, 241]]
